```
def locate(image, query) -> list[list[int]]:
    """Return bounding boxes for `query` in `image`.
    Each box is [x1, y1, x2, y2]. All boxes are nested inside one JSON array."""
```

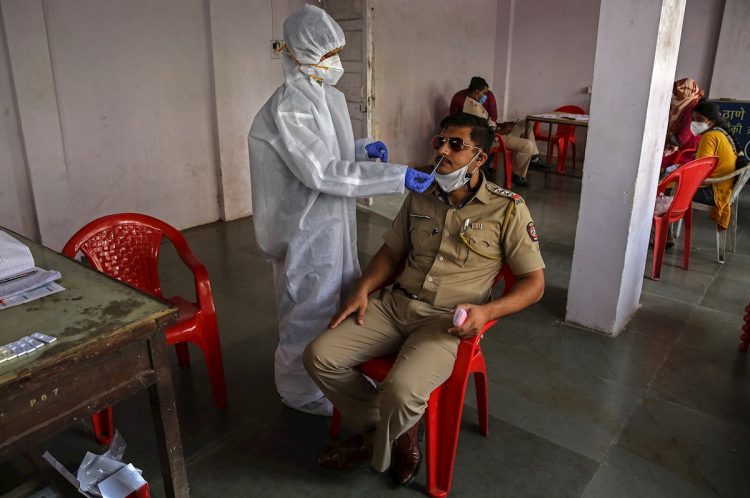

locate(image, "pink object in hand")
[[453, 307, 467, 327]]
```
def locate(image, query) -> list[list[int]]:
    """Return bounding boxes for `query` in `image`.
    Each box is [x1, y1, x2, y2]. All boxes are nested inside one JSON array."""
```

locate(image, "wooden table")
[[0, 229, 189, 496], [525, 113, 589, 177]]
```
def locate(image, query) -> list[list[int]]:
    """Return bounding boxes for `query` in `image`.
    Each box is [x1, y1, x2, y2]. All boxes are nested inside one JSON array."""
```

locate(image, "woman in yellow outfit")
[[691, 100, 738, 230]]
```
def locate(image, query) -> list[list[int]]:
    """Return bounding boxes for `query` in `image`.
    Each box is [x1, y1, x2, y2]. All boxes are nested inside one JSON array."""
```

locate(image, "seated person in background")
[[690, 100, 739, 231], [304, 113, 545, 486], [662, 78, 704, 168], [450, 76, 543, 187]]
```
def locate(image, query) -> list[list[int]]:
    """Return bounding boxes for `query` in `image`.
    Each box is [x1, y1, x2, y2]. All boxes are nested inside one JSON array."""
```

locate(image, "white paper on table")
[[0, 282, 65, 310], [0, 267, 62, 300], [0, 230, 35, 280]]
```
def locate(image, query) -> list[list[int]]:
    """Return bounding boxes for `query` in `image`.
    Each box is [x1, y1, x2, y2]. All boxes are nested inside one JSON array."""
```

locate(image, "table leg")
[[148, 330, 189, 497], [545, 122, 554, 179]]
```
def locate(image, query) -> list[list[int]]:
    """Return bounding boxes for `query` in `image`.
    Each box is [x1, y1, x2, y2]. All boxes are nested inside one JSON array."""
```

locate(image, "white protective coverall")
[[248, 5, 407, 414]]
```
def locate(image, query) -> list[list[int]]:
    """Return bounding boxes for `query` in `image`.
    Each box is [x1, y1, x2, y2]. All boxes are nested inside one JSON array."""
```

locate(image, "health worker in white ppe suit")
[[248, 5, 433, 416]]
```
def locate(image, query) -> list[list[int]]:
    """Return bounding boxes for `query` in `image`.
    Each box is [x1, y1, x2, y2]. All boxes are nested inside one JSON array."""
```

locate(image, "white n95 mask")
[[300, 54, 344, 85], [690, 121, 710, 136], [434, 152, 481, 192]]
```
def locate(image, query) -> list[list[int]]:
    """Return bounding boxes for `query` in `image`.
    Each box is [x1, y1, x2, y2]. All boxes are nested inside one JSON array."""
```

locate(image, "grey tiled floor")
[[2, 169, 748, 497]]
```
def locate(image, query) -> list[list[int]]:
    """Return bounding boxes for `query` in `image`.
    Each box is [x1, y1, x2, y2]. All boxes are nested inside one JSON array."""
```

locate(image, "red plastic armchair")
[[533, 105, 586, 173], [63, 213, 227, 445], [329, 265, 516, 497], [672, 147, 697, 166], [650, 157, 718, 280], [489, 132, 513, 189]]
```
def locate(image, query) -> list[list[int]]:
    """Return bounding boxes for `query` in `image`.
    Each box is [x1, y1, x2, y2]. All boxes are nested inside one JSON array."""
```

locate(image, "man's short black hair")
[[440, 113, 494, 153], [468, 76, 489, 92]]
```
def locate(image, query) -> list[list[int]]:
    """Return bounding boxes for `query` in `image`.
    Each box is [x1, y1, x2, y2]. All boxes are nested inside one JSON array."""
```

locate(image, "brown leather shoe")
[[317, 435, 373, 470], [390, 422, 422, 486]]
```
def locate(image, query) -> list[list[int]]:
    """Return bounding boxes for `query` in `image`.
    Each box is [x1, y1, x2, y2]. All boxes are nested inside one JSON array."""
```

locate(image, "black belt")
[[393, 283, 419, 300]]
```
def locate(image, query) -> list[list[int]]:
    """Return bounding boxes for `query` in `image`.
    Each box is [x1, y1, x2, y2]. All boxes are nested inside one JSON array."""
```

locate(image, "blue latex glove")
[[365, 141, 388, 162], [404, 168, 434, 193]]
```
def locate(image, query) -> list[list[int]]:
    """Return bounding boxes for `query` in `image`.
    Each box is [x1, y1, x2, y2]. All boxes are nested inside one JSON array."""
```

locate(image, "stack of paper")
[[0, 230, 64, 309]]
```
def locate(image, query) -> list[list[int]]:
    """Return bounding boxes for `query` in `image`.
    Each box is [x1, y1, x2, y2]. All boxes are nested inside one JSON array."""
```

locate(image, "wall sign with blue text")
[[716, 100, 750, 157]]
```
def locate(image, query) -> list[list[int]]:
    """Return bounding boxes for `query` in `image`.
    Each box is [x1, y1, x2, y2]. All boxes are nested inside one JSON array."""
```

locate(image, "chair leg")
[[673, 219, 683, 240], [175, 343, 191, 367], [330, 408, 342, 440], [91, 408, 114, 446], [556, 138, 568, 173], [425, 372, 472, 498], [473, 369, 489, 437], [651, 219, 669, 280], [740, 316, 749, 352], [196, 314, 228, 409], [683, 209, 692, 270], [717, 229, 726, 264], [729, 201, 738, 253], [504, 152, 512, 190]]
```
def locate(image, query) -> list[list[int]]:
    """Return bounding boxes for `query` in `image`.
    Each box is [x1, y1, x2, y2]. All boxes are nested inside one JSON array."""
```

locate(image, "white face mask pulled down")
[[690, 120, 711, 136], [299, 54, 344, 85], [433, 152, 482, 192]]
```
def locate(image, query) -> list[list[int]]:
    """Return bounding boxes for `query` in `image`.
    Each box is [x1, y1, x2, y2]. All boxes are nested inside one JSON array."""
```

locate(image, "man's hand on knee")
[[329, 289, 370, 328]]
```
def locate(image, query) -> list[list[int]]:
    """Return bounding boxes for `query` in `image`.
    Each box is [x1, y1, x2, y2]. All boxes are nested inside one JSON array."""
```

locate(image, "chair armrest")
[[702, 164, 750, 184], [175, 248, 216, 314]]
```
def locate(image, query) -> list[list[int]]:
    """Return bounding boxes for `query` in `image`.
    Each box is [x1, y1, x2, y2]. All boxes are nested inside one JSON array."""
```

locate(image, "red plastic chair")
[[650, 157, 718, 280], [533, 105, 586, 173], [740, 302, 750, 352], [489, 132, 513, 189], [329, 265, 516, 497], [672, 148, 697, 166], [62, 213, 228, 444], [737, 303, 750, 353]]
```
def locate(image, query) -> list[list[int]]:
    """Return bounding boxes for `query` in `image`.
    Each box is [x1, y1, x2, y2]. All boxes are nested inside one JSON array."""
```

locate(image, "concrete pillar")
[[1, 0, 74, 250], [566, 0, 686, 334]]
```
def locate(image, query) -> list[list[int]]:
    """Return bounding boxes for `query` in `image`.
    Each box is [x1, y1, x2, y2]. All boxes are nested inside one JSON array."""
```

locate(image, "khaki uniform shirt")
[[383, 176, 545, 308]]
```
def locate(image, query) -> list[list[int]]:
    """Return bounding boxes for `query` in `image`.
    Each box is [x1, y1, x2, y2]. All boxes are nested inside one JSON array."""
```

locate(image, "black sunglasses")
[[431, 135, 481, 153]]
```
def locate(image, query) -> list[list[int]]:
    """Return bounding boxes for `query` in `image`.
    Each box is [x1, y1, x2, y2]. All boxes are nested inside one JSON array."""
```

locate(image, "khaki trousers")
[[504, 122, 540, 178], [303, 290, 459, 472]]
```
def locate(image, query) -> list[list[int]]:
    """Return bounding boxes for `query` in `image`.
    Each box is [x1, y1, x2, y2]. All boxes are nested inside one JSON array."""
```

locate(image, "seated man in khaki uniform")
[[303, 113, 545, 486]]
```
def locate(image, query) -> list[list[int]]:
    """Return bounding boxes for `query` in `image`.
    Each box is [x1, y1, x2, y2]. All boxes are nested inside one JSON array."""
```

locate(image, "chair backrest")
[[554, 105, 586, 114], [62, 213, 190, 298], [494, 133, 509, 153], [730, 165, 750, 205], [554, 105, 586, 137], [673, 148, 697, 166], [657, 157, 718, 218]]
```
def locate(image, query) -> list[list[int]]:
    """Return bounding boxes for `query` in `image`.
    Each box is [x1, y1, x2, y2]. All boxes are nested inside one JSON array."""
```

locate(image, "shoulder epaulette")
[[486, 182, 523, 205]]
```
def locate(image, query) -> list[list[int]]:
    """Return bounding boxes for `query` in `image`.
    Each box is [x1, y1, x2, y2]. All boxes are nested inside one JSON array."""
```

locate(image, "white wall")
[[504, 0, 600, 118], [44, 0, 220, 237], [0, 0, 289, 249], [674, 0, 724, 92], [209, 0, 294, 221], [0, 11, 35, 239], [370, 0, 498, 167], [709, 0, 750, 99]]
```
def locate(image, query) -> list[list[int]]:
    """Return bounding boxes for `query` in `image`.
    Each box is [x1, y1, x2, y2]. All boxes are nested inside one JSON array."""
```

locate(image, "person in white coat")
[[248, 4, 433, 416]]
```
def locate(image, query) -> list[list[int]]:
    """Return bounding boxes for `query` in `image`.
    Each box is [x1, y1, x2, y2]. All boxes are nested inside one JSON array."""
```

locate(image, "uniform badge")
[[526, 221, 539, 242]]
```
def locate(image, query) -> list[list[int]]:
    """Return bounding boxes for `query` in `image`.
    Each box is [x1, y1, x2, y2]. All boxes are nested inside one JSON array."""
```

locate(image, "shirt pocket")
[[409, 217, 438, 253], [459, 224, 502, 265]]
